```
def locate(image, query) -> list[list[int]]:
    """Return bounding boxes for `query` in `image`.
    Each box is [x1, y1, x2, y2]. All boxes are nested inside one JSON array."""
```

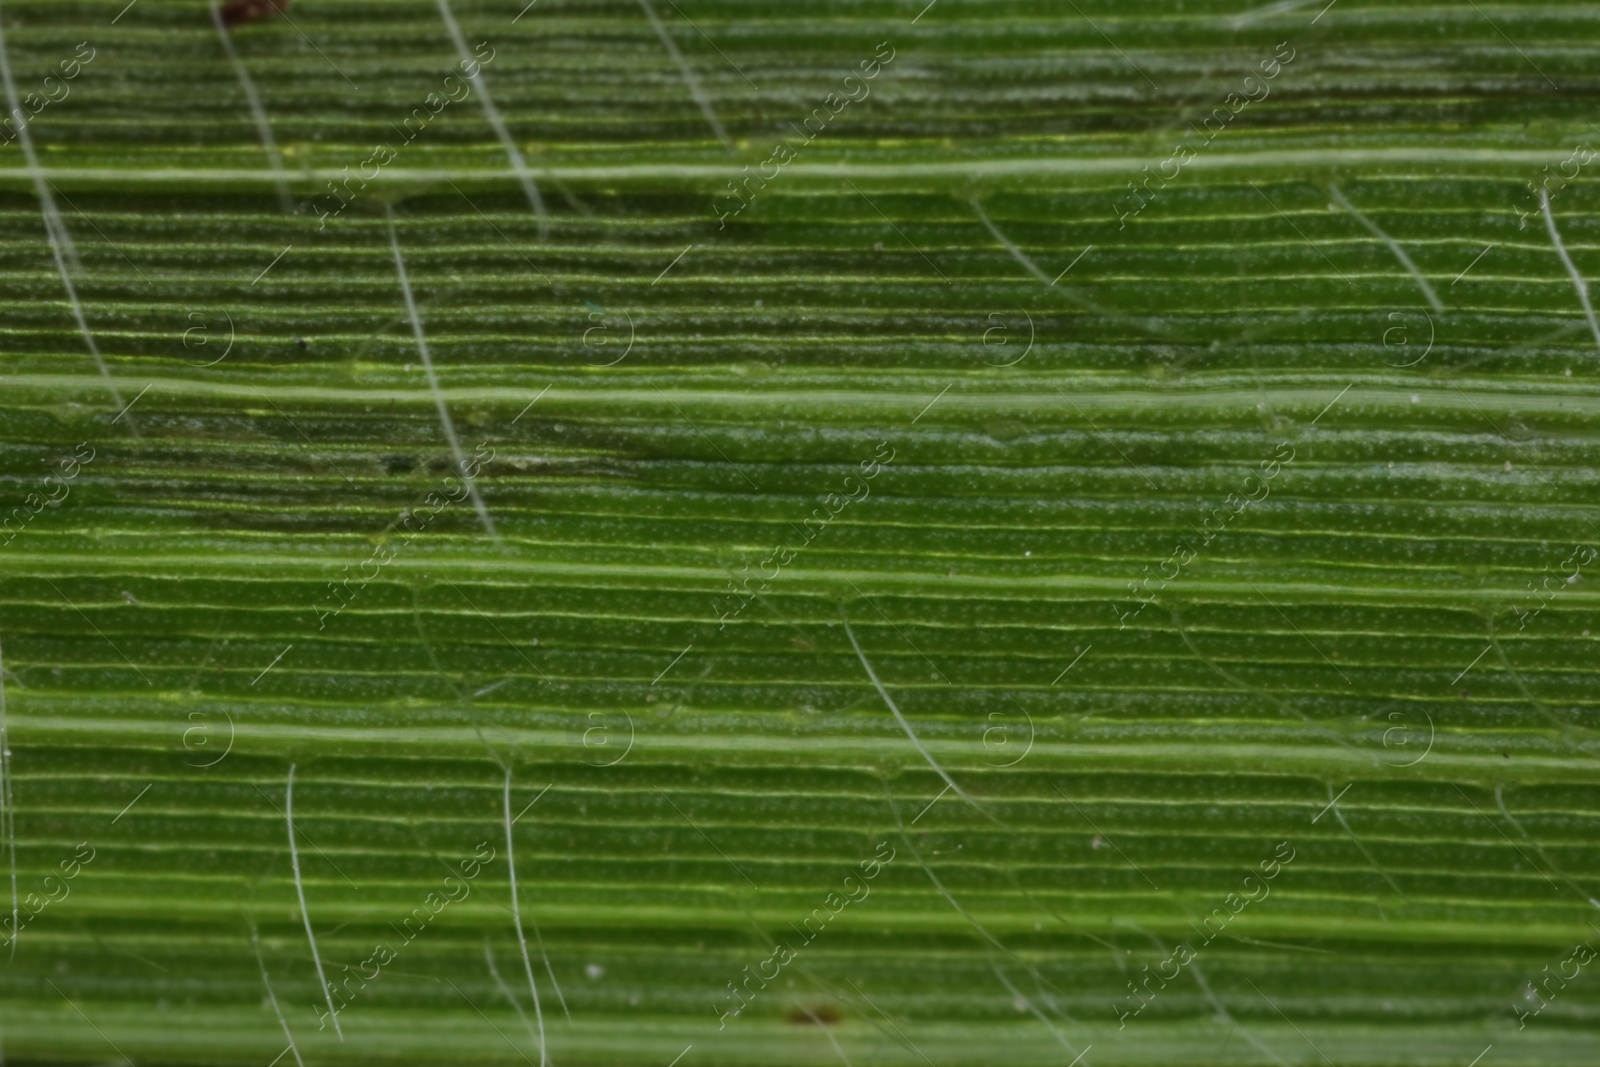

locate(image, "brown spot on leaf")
[[785, 1002, 842, 1026], [219, 0, 289, 28]]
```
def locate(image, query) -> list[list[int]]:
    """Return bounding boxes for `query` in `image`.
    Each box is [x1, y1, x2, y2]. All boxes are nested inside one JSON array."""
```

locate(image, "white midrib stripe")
[[0, 147, 1571, 186]]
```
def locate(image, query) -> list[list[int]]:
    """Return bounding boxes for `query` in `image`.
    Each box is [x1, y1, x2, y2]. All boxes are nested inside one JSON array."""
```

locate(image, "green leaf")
[[1, 1, 1598, 1064]]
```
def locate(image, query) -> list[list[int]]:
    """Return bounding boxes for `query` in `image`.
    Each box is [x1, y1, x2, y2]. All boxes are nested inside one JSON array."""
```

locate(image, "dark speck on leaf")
[[381, 455, 417, 475], [785, 1002, 842, 1026], [219, 0, 288, 29], [295, 336, 309, 350]]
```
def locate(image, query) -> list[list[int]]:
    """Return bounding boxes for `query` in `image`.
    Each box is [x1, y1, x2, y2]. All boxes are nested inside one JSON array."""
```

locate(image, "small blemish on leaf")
[[785, 1002, 842, 1026], [219, 0, 289, 29]]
